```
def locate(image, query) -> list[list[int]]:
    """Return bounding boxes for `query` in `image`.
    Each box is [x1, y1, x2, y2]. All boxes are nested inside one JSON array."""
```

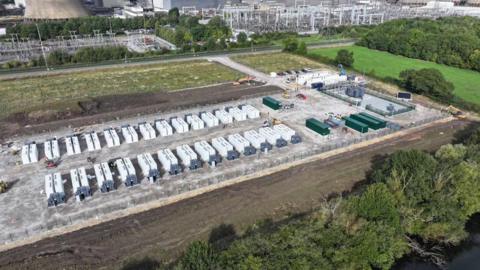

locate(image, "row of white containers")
[[44, 124, 301, 207], [24, 105, 260, 165]]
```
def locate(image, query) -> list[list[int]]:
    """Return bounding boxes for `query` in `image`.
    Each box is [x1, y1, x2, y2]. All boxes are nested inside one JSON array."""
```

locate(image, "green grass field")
[[232, 53, 326, 74], [0, 60, 243, 118], [308, 45, 480, 105]]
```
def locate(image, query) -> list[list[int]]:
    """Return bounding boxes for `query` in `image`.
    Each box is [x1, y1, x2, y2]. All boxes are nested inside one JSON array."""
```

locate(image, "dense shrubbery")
[[399, 68, 454, 101], [358, 17, 480, 72], [172, 130, 480, 269], [282, 38, 307, 55], [335, 49, 354, 67]]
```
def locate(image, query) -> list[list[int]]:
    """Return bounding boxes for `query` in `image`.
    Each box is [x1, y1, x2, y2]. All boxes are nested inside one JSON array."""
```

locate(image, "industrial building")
[[227, 133, 256, 156], [104, 128, 121, 148], [21, 142, 38, 165], [70, 167, 92, 202], [157, 149, 181, 175], [84, 132, 102, 152], [212, 136, 239, 160], [24, 0, 89, 19], [273, 124, 302, 144], [194, 140, 221, 166], [137, 153, 160, 183], [176, 144, 201, 170], [155, 119, 174, 137], [139, 122, 156, 140], [94, 163, 115, 192], [115, 158, 138, 186], [65, 135, 82, 156], [45, 173, 65, 207], [152, 0, 240, 11], [44, 138, 61, 160], [259, 127, 288, 148], [121, 125, 139, 144], [244, 130, 272, 152]]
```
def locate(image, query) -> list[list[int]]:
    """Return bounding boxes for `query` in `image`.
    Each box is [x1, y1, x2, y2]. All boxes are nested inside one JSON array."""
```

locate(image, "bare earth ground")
[[0, 119, 473, 270], [0, 83, 278, 141]]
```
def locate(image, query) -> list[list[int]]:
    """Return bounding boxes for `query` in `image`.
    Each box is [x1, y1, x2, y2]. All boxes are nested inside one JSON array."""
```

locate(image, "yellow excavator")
[[282, 91, 290, 99], [444, 105, 466, 119]]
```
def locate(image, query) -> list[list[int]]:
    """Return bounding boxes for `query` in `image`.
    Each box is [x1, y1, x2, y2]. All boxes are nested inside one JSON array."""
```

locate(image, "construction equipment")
[[282, 103, 294, 110], [296, 93, 307, 100], [45, 158, 60, 169], [338, 64, 346, 76], [282, 91, 291, 99], [443, 105, 466, 119], [263, 118, 282, 127], [233, 76, 255, 86]]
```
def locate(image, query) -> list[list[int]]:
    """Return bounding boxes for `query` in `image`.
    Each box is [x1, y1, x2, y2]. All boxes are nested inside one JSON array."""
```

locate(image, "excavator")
[[443, 105, 466, 119], [233, 76, 255, 86]]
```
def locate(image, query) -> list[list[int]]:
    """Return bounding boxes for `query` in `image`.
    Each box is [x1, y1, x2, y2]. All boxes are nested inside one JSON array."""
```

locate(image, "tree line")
[[358, 17, 480, 72], [155, 128, 480, 270]]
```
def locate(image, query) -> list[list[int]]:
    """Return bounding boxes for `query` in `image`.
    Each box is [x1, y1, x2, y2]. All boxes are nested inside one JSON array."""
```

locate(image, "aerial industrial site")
[[0, 0, 479, 269]]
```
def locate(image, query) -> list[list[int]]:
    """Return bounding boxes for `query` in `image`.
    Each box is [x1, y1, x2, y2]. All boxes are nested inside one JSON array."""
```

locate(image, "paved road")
[[0, 41, 355, 80]]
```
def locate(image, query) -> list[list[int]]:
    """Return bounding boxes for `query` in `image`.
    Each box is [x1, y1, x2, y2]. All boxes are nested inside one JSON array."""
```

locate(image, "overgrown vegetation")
[[335, 49, 354, 67], [399, 68, 454, 101], [171, 129, 480, 269], [231, 52, 325, 74], [0, 60, 242, 118], [358, 17, 480, 72]]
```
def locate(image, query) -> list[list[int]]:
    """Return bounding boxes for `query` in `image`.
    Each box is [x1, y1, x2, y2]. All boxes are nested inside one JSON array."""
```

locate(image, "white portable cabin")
[[200, 111, 219, 128], [273, 124, 302, 144], [243, 130, 272, 152], [45, 172, 65, 207], [70, 167, 92, 202], [259, 127, 288, 148], [94, 163, 115, 192], [186, 114, 205, 131], [121, 125, 139, 144], [227, 133, 256, 156], [214, 109, 233, 124], [104, 128, 121, 148], [137, 153, 160, 183], [176, 144, 201, 170], [139, 122, 156, 140], [240, 104, 260, 119], [84, 132, 102, 152], [212, 137, 239, 160], [155, 119, 173, 137], [171, 117, 189, 133], [115, 158, 138, 186], [65, 135, 82, 156], [194, 140, 221, 166], [22, 143, 39, 165], [44, 138, 60, 160], [228, 107, 247, 122], [157, 149, 181, 175]]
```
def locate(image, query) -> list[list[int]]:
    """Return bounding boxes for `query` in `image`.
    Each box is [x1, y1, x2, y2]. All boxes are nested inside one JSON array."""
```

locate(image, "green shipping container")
[[263, 96, 282, 110], [306, 118, 330, 136], [344, 117, 368, 133], [359, 112, 387, 128], [350, 114, 382, 130]]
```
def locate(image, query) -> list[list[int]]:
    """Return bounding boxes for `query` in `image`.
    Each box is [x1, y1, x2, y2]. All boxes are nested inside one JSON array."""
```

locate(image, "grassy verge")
[[308, 45, 480, 106], [0, 60, 243, 118], [231, 52, 326, 74]]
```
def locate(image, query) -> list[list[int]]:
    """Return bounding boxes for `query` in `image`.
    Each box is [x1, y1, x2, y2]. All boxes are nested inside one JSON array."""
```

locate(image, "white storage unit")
[[186, 114, 205, 131], [171, 117, 189, 133], [243, 130, 272, 152], [121, 125, 139, 144], [157, 149, 181, 175], [44, 138, 60, 160], [94, 163, 115, 193], [228, 107, 247, 122], [115, 158, 138, 186], [273, 124, 302, 144], [240, 104, 260, 119], [212, 136, 239, 160], [139, 122, 156, 140], [200, 111, 219, 128], [137, 153, 160, 183], [227, 133, 256, 156], [155, 119, 173, 137], [84, 132, 102, 152], [259, 127, 288, 148], [194, 140, 221, 166], [65, 135, 82, 156], [70, 167, 92, 202], [45, 172, 65, 207], [176, 144, 201, 170], [104, 128, 121, 148], [214, 109, 233, 124]]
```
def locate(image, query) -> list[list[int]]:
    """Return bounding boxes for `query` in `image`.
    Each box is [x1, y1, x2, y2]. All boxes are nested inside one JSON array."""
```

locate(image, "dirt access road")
[[0, 119, 473, 270]]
